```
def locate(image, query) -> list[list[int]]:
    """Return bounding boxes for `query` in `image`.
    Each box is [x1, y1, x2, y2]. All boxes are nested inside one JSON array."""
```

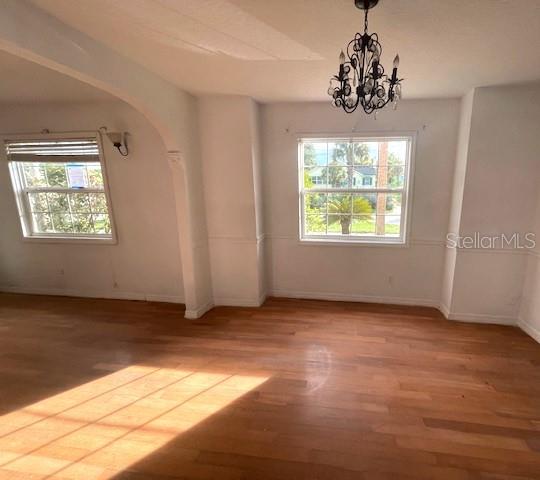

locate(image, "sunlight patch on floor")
[[0, 365, 268, 479]]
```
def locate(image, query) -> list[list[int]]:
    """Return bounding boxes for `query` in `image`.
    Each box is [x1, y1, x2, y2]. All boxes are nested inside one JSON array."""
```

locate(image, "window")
[[362, 176, 373, 186], [299, 136, 413, 244], [5, 135, 115, 241]]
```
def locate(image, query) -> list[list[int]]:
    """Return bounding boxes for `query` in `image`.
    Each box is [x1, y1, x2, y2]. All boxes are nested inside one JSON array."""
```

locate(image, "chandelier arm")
[[341, 61, 361, 112]]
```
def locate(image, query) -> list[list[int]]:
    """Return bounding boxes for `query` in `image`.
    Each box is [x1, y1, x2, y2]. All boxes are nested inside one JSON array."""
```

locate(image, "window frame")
[[297, 133, 416, 246], [4, 132, 118, 244]]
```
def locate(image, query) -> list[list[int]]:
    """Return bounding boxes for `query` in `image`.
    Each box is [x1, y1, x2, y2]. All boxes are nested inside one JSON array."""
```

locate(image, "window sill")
[[299, 237, 408, 248], [21, 235, 117, 245]]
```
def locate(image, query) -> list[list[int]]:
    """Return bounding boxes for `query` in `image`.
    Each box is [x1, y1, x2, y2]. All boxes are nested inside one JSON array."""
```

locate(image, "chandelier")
[[328, 0, 402, 114]]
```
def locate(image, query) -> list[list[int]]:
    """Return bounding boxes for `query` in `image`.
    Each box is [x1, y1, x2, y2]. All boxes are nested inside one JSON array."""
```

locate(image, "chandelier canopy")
[[328, 0, 402, 115]]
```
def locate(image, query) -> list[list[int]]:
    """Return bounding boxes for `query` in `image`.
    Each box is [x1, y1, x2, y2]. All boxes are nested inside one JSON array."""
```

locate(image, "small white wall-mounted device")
[[99, 126, 129, 156]]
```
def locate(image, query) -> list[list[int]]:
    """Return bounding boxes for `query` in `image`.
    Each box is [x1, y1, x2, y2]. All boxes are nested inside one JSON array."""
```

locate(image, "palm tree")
[[328, 195, 373, 234], [327, 143, 374, 234], [331, 142, 371, 166]]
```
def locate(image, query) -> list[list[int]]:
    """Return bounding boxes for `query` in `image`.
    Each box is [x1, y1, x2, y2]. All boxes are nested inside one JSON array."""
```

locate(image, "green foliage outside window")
[[303, 140, 406, 237], [21, 161, 112, 236]]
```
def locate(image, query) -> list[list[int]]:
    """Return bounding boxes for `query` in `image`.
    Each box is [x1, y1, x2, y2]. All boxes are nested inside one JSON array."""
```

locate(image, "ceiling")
[[26, 0, 540, 102], [0, 50, 113, 103]]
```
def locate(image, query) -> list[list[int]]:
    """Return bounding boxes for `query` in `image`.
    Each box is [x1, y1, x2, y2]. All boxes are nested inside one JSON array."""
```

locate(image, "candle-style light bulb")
[[391, 54, 400, 83], [339, 50, 346, 65]]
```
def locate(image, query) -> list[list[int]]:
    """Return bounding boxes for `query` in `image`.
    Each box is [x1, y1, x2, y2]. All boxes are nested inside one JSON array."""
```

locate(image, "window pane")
[[69, 193, 91, 213], [89, 193, 109, 213], [66, 164, 89, 188], [328, 214, 352, 235], [51, 213, 73, 233], [384, 215, 401, 236], [352, 194, 375, 214], [28, 192, 48, 212], [385, 193, 403, 216], [373, 165, 405, 189], [72, 214, 94, 234], [44, 163, 68, 187], [93, 214, 111, 234], [328, 142, 349, 166], [352, 214, 375, 234], [304, 167, 327, 188], [87, 164, 104, 188], [304, 193, 326, 214], [387, 165, 406, 189], [372, 193, 403, 236], [304, 142, 327, 167], [328, 167, 350, 188], [47, 192, 69, 212], [32, 213, 53, 233], [353, 142, 378, 166], [328, 193, 352, 215], [388, 140, 408, 165], [305, 214, 326, 234], [353, 166, 377, 188], [23, 164, 47, 187]]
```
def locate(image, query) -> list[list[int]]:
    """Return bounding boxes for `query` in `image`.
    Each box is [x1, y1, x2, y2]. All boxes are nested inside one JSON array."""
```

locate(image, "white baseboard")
[[185, 291, 268, 318], [0, 286, 184, 304], [143, 294, 185, 304], [439, 301, 516, 326], [184, 301, 214, 319], [518, 317, 540, 343], [442, 310, 516, 326], [269, 289, 439, 308], [439, 302, 450, 318], [270, 290, 519, 327], [214, 292, 267, 308], [4, 285, 532, 338]]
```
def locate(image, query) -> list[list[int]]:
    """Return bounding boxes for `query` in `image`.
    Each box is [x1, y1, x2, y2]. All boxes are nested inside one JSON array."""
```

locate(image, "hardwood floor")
[[0, 293, 539, 479]]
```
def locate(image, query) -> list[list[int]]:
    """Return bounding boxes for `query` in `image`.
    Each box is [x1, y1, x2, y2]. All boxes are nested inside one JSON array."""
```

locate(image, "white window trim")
[[297, 132, 416, 246], [3, 131, 118, 244]]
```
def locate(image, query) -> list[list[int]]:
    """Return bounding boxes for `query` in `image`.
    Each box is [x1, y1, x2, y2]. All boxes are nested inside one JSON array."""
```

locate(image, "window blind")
[[5, 138, 100, 163]]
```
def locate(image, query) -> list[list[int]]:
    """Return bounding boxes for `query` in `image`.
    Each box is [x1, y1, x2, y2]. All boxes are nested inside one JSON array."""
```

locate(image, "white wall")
[[2, 84, 540, 344], [0, 100, 185, 303], [520, 248, 540, 343], [0, 0, 214, 316], [261, 99, 460, 305], [516, 85, 540, 340], [198, 96, 266, 306], [445, 84, 540, 325], [441, 90, 474, 314]]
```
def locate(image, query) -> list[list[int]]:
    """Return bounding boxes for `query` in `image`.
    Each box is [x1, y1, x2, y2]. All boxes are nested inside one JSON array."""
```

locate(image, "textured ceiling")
[[27, 0, 540, 102], [0, 50, 113, 103]]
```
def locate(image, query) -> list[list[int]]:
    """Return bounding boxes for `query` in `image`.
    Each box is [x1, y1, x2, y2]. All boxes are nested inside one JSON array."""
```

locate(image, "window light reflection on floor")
[[0, 366, 268, 479]]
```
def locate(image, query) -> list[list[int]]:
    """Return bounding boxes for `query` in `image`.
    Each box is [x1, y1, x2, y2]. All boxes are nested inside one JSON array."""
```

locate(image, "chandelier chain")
[[364, 9, 368, 33]]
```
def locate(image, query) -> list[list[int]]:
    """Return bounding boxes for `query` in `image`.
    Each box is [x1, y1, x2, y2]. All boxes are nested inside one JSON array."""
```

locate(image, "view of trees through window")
[[19, 161, 112, 236], [300, 138, 410, 241]]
